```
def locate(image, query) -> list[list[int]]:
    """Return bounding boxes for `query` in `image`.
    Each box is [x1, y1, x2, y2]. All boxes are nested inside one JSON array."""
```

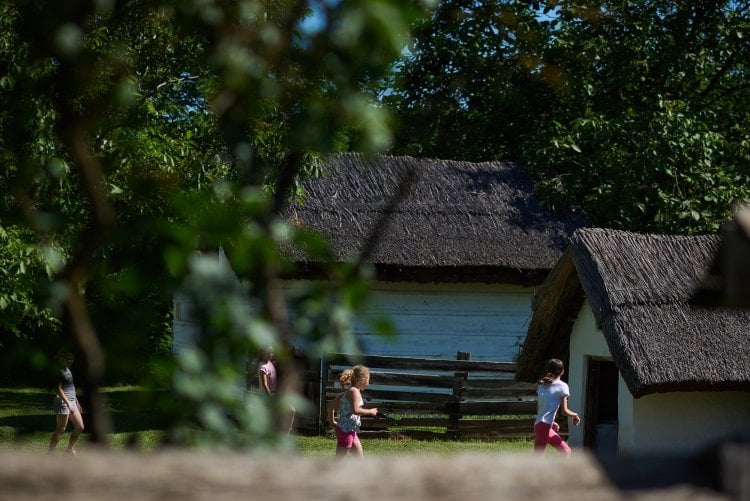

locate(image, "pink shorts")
[[534, 421, 571, 455], [335, 426, 360, 449]]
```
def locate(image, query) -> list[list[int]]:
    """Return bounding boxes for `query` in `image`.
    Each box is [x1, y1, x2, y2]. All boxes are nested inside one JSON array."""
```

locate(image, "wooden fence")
[[313, 352, 546, 440]]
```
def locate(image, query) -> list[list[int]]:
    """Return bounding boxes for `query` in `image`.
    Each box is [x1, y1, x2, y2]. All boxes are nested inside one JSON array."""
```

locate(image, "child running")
[[48, 350, 84, 456], [328, 365, 378, 458], [534, 358, 580, 455]]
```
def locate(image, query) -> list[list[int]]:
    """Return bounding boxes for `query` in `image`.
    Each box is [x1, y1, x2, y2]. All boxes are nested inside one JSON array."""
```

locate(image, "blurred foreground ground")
[[1, 447, 745, 500]]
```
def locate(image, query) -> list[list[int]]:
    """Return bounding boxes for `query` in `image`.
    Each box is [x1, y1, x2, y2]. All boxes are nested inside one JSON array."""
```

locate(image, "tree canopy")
[[386, 0, 750, 234]]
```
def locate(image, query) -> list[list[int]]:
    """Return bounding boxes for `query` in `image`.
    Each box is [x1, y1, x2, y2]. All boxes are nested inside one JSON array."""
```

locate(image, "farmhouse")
[[285, 153, 587, 361], [516, 227, 750, 455]]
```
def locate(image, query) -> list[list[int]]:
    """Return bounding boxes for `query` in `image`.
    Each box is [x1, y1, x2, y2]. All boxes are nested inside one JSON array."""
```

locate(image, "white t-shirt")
[[534, 379, 570, 425]]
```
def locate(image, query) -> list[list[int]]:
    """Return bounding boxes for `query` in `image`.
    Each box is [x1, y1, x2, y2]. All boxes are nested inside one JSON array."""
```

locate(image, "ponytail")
[[339, 369, 354, 386], [538, 358, 565, 386]]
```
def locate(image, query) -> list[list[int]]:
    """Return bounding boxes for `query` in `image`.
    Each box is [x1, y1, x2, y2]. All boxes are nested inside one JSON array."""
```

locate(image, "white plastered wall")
[[568, 300, 634, 451], [631, 391, 750, 454], [568, 302, 750, 455]]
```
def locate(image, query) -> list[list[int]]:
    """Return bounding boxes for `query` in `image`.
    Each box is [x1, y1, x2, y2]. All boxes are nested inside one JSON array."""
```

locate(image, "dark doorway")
[[584, 358, 618, 456]]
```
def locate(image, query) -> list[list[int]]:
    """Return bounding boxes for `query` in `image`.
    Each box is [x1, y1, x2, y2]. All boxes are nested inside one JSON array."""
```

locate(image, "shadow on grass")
[[0, 413, 50, 431], [0, 391, 51, 414], [0, 389, 167, 436]]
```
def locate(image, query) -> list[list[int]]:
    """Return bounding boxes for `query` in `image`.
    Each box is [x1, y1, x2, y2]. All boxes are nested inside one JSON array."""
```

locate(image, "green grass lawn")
[[296, 434, 534, 456], [0, 387, 533, 455], [0, 386, 167, 452]]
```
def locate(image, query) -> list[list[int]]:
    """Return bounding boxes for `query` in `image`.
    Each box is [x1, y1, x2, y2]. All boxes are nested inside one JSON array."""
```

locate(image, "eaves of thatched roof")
[[285, 153, 588, 285], [517, 228, 750, 397]]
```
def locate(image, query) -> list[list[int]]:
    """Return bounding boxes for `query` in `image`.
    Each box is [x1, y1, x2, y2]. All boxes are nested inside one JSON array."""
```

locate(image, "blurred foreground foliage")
[[0, 0, 430, 448]]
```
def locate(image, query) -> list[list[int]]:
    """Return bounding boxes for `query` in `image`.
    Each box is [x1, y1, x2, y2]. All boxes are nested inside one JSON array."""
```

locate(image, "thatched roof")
[[517, 228, 750, 397], [286, 153, 587, 284]]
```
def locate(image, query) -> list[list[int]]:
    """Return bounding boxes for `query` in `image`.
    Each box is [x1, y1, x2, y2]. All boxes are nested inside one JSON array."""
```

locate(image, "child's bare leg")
[[335, 446, 349, 458], [65, 408, 84, 454], [351, 436, 364, 458], [48, 414, 69, 454], [287, 406, 296, 435]]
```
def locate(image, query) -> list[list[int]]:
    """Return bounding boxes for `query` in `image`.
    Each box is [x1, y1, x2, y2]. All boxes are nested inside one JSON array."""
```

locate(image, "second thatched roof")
[[517, 227, 750, 397], [286, 153, 587, 284]]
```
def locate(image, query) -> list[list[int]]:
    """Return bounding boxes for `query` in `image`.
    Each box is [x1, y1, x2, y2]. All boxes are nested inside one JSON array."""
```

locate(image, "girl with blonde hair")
[[327, 365, 378, 458]]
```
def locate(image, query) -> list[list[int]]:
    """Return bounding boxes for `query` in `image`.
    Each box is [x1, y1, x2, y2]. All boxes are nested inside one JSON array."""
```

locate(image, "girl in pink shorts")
[[328, 365, 378, 458], [533, 358, 581, 455]]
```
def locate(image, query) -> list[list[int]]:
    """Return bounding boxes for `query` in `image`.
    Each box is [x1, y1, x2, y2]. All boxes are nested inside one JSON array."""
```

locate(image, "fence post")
[[447, 351, 470, 439], [316, 355, 325, 435]]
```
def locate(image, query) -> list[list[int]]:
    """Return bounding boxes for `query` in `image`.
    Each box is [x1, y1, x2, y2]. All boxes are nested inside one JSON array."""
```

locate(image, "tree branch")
[[697, 51, 738, 102]]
